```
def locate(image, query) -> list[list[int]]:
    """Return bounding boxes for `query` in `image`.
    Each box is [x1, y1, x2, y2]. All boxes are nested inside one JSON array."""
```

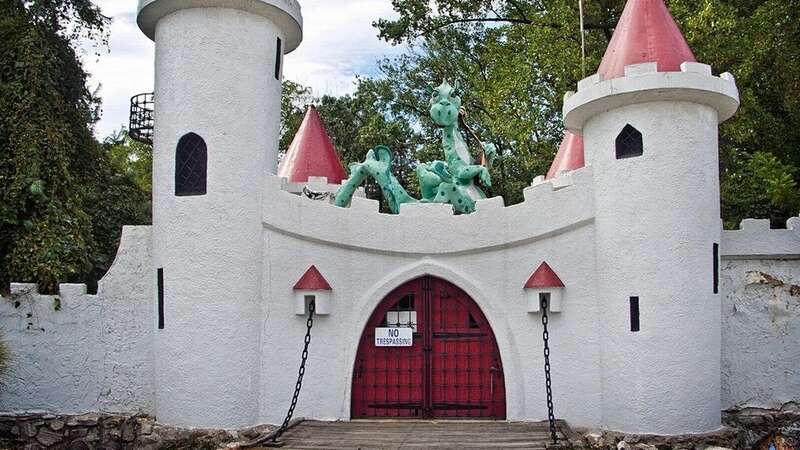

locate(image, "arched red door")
[[351, 276, 506, 419]]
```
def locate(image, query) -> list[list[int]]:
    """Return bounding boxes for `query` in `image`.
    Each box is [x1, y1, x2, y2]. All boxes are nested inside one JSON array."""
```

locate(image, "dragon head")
[[428, 80, 462, 128]]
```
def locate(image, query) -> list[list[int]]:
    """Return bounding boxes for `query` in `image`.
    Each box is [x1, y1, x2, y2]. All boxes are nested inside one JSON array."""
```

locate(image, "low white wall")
[[720, 217, 800, 411], [0, 226, 154, 415]]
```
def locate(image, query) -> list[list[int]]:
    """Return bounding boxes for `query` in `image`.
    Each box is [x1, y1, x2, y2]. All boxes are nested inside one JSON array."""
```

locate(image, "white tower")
[[137, 0, 302, 427], [563, 0, 738, 434]]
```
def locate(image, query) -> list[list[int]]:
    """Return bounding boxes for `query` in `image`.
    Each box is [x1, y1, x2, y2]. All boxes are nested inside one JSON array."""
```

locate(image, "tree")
[[374, 0, 800, 225], [0, 0, 148, 292], [280, 78, 425, 204]]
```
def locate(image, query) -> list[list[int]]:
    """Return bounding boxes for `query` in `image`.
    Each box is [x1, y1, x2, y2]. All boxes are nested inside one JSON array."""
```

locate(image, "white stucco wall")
[[720, 217, 800, 411], [149, 3, 295, 428], [0, 226, 154, 415], [259, 170, 604, 429], [586, 100, 723, 435], [564, 62, 738, 435]]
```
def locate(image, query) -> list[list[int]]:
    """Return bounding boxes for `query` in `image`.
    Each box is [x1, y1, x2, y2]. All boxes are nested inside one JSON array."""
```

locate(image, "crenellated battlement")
[[263, 167, 596, 255], [570, 61, 735, 92], [563, 61, 740, 132], [721, 216, 800, 259], [0, 283, 99, 334], [1, 226, 153, 307]]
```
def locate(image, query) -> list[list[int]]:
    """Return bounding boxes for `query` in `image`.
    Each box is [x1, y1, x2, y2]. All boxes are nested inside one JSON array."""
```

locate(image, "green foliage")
[[281, 78, 425, 205], [722, 150, 800, 229], [0, 0, 148, 292], [280, 80, 314, 154]]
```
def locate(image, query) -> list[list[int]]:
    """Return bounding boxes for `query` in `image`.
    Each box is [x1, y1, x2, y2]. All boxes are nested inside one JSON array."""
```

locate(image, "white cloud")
[[85, 0, 401, 139]]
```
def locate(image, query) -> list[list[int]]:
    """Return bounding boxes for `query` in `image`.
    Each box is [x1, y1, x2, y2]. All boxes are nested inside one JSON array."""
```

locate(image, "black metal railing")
[[129, 92, 154, 145]]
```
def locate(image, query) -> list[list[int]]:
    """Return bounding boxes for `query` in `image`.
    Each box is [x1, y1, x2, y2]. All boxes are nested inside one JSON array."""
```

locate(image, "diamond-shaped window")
[[175, 132, 207, 196]]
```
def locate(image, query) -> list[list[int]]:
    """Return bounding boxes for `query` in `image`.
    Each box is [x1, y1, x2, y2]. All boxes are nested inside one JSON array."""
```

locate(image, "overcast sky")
[[84, 0, 402, 139]]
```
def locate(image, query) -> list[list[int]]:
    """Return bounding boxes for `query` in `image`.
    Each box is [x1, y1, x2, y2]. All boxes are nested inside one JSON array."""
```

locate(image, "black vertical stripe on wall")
[[157, 268, 165, 330], [630, 297, 640, 332], [275, 37, 283, 80], [713, 243, 720, 294]]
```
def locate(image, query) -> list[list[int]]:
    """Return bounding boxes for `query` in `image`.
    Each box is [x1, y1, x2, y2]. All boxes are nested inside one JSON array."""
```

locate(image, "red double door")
[[351, 276, 506, 419]]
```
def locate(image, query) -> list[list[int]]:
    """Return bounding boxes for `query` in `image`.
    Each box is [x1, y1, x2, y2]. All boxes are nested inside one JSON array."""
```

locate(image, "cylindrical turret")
[[137, 0, 302, 428], [563, 0, 738, 435]]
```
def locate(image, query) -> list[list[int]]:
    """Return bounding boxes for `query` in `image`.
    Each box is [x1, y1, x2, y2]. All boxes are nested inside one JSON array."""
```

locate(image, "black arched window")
[[175, 132, 207, 196], [615, 124, 643, 159]]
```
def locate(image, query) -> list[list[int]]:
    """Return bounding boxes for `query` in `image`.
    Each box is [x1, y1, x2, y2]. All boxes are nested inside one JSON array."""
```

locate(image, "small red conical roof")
[[598, 0, 696, 80], [293, 265, 332, 291], [546, 131, 585, 180], [525, 262, 565, 289], [278, 106, 347, 184]]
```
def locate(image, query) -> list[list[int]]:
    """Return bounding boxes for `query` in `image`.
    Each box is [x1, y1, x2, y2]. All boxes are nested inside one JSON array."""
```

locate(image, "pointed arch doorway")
[[351, 276, 506, 419]]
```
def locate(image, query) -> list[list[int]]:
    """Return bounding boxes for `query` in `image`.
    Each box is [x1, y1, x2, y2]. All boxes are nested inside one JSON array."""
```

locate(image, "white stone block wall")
[[720, 217, 800, 411], [0, 226, 154, 415]]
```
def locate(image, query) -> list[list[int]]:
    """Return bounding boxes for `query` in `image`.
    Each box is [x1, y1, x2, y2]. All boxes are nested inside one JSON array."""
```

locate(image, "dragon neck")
[[443, 124, 472, 165]]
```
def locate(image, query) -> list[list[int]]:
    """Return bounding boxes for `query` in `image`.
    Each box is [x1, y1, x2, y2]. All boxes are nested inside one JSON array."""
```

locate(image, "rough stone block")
[[399, 202, 453, 219], [680, 61, 713, 76], [624, 62, 658, 77], [787, 216, 799, 231], [551, 172, 575, 190], [306, 176, 329, 185], [10, 283, 38, 296], [58, 284, 87, 297], [36, 427, 64, 446], [522, 180, 554, 203], [739, 218, 770, 231], [577, 74, 603, 91], [530, 175, 546, 186], [475, 197, 505, 214]]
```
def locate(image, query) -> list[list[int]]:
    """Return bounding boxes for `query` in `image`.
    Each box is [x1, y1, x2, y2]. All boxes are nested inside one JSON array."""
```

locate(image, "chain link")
[[272, 300, 315, 443], [541, 297, 559, 445]]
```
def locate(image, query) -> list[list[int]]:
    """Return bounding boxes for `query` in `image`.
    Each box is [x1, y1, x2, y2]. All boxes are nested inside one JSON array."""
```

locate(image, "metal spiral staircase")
[[129, 92, 154, 145]]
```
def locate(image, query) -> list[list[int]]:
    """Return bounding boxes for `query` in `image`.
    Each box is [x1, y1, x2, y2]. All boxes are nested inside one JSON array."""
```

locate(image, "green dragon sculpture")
[[334, 81, 497, 214]]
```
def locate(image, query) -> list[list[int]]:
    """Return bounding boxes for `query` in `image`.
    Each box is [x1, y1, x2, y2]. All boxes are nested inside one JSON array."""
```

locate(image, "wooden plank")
[[271, 420, 567, 450]]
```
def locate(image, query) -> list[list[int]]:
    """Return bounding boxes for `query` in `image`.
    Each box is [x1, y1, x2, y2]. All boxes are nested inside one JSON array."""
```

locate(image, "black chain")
[[541, 297, 559, 445], [272, 300, 315, 443]]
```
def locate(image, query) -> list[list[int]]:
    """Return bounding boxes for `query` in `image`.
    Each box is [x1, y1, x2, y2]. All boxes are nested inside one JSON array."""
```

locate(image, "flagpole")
[[579, 0, 587, 78]]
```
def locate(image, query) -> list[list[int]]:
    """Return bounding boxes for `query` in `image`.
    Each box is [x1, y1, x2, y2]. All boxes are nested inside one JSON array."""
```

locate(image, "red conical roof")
[[598, 0, 696, 80], [293, 265, 332, 291], [525, 262, 565, 289], [546, 131, 585, 180], [278, 106, 347, 184]]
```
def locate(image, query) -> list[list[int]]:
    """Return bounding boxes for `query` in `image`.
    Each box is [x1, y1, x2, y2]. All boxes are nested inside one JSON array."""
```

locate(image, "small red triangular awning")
[[546, 131, 585, 180], [525, 262, 565, 289], [597, 0, 696, 80], [277, 106, 348, 184], [293, 266, 332, 291]]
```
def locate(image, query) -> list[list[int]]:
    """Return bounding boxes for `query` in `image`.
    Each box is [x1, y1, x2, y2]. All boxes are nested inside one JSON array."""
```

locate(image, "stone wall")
[[0, 226, 154, 416], [720, 217, 800, 412], [0, 412, 272, 450]]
